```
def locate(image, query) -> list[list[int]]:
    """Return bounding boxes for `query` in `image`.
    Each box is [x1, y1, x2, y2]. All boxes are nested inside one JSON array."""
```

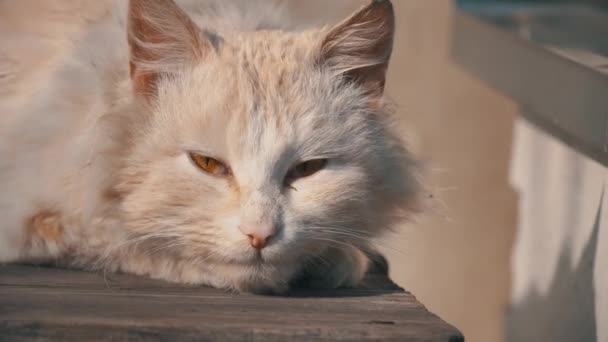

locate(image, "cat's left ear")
[[320, 0, 395, 98]]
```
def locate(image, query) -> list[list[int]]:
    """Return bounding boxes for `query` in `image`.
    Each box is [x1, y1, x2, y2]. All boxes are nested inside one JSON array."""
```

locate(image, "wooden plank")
[[452, 7, 608, 166], [0, 265, 463, 341]]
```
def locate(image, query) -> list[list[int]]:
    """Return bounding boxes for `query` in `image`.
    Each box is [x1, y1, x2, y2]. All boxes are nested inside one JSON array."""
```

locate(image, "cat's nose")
[[239, 223, 277, 250]]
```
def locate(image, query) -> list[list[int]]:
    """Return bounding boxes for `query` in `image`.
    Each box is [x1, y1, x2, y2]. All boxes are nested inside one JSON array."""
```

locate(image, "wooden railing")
[[453, 1, 608, 166]]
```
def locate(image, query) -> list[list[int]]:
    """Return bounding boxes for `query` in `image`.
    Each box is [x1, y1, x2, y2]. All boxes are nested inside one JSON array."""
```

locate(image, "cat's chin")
[[205, 259, 297, 294], [216, 244, 301, 267]]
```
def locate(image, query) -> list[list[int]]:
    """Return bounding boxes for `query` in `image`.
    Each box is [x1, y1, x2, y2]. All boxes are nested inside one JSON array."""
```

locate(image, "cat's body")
[[0, 0, 418, 292]]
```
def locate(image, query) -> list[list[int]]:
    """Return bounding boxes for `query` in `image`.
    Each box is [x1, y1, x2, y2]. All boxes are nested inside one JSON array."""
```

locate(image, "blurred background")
[[294, 1, 608, 342]]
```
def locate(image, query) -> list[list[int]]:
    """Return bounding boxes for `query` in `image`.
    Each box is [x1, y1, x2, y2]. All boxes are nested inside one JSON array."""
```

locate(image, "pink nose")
[[239, 223, 277, 250]]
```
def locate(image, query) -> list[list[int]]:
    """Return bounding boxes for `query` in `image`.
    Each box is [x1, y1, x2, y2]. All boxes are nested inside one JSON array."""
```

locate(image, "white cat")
[[0, 0, 419, 292]]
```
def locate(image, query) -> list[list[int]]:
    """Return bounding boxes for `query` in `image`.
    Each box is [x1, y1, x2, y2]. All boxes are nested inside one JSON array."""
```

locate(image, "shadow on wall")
[[506, 206, 600, 342]]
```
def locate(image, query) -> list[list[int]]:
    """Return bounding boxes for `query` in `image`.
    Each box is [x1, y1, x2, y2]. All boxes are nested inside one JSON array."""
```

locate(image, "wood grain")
[[0, 264, 463, 341]]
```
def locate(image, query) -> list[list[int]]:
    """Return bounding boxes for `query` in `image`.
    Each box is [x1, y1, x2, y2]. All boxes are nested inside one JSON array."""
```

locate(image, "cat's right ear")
[[320, 0, 395, 100], [127, 0, 217, 100]]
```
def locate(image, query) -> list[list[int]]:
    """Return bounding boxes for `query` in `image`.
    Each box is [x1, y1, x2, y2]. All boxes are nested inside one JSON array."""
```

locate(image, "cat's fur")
[[0, 0, 419, 292]]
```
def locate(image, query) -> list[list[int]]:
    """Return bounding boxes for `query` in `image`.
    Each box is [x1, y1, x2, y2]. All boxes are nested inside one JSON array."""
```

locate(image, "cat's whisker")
[[305, 226, 375, 241], [315, 230, 408, 257], [313, 231, 374, 244], [107, 231, 185, 256], [307, 226, 374, 238], [308, 230, 374, 244], [305, 225, 409, 256], [301, 230, 408, 258], [300, 237, 359, 252], [142, 240, 192, 257], [192, 249, 222, 265]]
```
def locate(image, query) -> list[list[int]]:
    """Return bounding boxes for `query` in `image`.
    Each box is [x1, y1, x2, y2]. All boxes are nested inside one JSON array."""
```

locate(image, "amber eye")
[[285, 159, 327, 184], [189, 153, 229, 176]]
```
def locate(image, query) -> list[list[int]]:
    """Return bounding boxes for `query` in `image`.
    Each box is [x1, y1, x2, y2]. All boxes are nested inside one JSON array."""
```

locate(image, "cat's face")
[[116, 0, 417, 291]]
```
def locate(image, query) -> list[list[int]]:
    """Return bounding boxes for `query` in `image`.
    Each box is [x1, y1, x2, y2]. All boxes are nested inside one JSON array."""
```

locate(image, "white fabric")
[[597, 193, 608, 342], [509, 119, 607, 342]]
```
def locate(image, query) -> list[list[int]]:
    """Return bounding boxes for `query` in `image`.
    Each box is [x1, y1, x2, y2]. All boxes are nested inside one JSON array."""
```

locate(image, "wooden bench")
[[0, 260, 463, 341]]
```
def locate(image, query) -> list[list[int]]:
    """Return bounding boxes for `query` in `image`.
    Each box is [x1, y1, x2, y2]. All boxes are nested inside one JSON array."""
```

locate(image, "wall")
[[383, 2, 518, 342]]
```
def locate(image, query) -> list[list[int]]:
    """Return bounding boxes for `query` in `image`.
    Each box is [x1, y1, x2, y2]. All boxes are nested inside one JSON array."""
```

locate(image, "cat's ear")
[[127, 0, 216, 99], [320, 0, 395, 98]]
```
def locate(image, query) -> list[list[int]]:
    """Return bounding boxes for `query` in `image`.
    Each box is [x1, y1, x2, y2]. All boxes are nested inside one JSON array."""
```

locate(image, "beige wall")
[[290, 1, 520, 341], [383, 2, 518, 342]]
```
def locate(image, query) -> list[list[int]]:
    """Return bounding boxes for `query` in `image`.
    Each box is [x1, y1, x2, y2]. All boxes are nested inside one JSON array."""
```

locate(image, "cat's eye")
[[189, 153, 229, 176], [285, 159, 327, 184]]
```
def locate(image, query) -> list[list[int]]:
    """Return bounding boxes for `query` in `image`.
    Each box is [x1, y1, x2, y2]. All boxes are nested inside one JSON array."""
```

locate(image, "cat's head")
[[114, 0, 419, 291]]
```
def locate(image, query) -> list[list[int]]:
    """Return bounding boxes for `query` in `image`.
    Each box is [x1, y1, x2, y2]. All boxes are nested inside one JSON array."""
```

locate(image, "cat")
[[0, 0, 419, 293]]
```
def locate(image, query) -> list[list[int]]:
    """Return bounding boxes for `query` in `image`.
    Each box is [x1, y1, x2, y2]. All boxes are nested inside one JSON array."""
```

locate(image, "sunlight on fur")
[[0, 0, 419, 292]]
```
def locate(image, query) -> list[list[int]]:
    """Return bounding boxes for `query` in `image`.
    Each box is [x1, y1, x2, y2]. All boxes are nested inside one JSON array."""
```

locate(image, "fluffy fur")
[[0, 0, 419, 292]]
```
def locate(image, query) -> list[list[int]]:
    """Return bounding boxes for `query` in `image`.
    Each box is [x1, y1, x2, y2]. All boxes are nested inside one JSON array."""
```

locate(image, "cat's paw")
[[233, 277, 290, 295], [295, 245, 369, 289]]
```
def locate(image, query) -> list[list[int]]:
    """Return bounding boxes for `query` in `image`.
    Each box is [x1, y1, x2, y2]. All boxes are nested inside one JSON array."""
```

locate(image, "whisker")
[[305, 225, 408, 256], [192, 250, 222, 265], [142, 240, 191, 257], [303, 231, 408, 258]]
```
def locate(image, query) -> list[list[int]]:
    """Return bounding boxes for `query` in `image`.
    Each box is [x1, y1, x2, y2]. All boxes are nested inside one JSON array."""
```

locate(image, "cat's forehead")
[[229, 30, 321, 73], [197, 29, 356, 128]]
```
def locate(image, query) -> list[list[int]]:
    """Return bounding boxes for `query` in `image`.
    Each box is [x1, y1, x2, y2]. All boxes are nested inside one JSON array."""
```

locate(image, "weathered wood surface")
[[0, 264, 463, 341]]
